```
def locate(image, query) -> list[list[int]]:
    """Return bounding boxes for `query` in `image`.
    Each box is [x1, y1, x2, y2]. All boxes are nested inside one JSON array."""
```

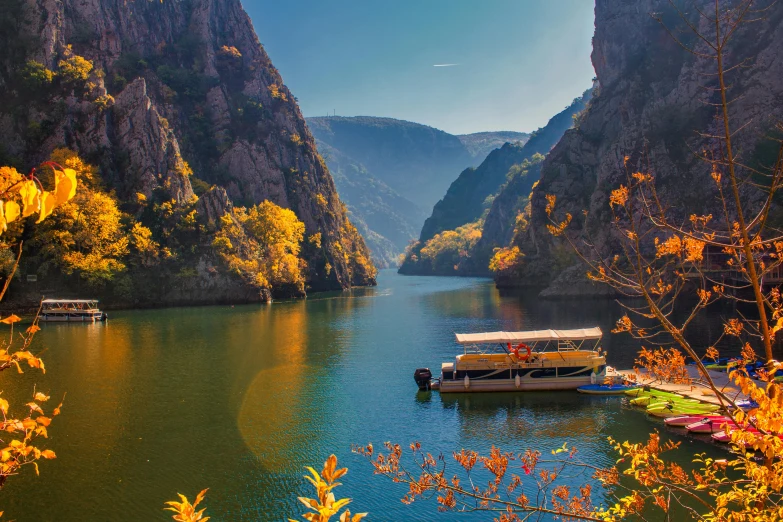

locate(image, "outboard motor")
[[414, 368, 433, 391]]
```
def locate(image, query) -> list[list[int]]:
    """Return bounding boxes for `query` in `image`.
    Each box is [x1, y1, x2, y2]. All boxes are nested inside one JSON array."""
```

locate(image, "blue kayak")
[[577, 384, 641, 395]]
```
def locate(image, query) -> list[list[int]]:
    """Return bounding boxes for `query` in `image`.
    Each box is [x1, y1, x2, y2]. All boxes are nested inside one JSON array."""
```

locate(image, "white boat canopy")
[[42, 299, 99, 304], [455, 327, 602, 345]]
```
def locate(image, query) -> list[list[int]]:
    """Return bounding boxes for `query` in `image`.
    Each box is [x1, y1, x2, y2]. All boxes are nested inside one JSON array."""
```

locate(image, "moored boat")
[[414, 327, 606, 393], [577, 383, 640, 395], [40, 299, 107, 322]]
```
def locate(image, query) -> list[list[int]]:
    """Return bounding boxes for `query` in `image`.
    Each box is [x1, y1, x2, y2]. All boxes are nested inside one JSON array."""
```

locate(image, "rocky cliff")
[[511, 0, 783, 295], [0, 0, 375, 304]]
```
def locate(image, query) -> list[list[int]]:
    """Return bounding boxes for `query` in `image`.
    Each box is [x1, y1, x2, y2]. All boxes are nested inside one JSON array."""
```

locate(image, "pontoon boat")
[[414, 327, 606, 392], [40, 299, 107, 322]]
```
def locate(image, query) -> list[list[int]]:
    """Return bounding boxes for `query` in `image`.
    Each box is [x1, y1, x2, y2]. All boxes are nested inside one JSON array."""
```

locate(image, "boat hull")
[[40, 313, 106, 322], [439, 375, 592, 393]]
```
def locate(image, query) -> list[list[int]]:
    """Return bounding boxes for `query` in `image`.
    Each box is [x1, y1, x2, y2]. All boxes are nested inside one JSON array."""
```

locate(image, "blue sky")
[[245, 1, 595, 135]]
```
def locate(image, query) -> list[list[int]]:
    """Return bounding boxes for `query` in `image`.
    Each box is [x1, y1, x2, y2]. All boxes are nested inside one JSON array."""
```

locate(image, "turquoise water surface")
[[3, 271, 724, 520]]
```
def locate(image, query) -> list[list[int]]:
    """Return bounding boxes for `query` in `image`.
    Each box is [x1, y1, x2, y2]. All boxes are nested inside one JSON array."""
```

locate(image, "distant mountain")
[[315, 141, 426, 267], [308, 116, 527, 265], [308, 116, 475, 210], [458, 131, 529, 163]]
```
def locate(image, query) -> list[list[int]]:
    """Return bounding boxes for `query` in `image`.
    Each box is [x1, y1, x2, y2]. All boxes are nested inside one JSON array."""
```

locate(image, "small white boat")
[[414, 327, 606, 393], [40, 299, 108, 322]]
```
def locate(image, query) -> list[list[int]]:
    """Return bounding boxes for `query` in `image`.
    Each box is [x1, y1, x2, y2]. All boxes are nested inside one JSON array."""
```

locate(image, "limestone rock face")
[[511, 0, 783, 294], [111, 78, 194, 203], [1, 0, 374, 293]]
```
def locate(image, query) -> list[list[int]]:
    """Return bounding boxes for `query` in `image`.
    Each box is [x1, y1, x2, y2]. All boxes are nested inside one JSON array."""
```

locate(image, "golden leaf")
[[34, 392, 49, 402], [36, 191, 56, 223], [0, 315, 21, 324], [40, 449, 56, 459], [54, 168, 77, 205], [18, 180, 39, 218], [4, 200, 19, 224], [0, 398, 7, 415], [26, 324, 41, 335]]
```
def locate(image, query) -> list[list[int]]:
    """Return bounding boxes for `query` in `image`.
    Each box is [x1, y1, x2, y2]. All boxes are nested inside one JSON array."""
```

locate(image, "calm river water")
[[4, 270, 726, 520]]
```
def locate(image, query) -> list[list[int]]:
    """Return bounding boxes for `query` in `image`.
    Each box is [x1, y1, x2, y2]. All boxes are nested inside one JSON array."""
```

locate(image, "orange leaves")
[[724, 318, 743, 337], [634, 347, 690, 384], [609, 185, 629, 208], [165, 489, 210, 522], [543, 194, 572, 237], [612, 315, 632, 334], [0, 315, 20, 325], [545, 194, 557, 217], [546, 213, 572, 237], [654, 235, 705, 263]]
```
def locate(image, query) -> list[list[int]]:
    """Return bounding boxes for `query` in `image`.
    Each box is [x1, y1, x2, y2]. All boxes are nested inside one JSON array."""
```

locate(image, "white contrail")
[[433, 63, 460, 67]]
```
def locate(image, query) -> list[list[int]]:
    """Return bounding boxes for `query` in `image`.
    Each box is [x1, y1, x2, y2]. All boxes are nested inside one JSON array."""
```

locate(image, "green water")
[[3, 271, 724, 520]]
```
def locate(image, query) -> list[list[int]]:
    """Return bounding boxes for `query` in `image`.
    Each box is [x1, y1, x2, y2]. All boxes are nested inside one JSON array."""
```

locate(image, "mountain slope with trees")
[[398, 89, 592, 276], [0, 0, 376, 306]]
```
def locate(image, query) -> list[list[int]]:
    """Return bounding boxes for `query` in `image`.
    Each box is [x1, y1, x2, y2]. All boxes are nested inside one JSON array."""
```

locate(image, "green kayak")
[[647, 403, 721, 417], [630, 395, 698, 407], [624, 388, 683, 400]]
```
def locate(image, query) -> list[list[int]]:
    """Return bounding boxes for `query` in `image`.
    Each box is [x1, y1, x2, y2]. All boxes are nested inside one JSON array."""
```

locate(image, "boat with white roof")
[[414, 327, 606, 392], [40, 299, 108, 322]]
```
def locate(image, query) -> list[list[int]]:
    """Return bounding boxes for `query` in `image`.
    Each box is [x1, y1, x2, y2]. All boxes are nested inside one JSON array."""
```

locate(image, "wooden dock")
[[610, 365, 758, 406]]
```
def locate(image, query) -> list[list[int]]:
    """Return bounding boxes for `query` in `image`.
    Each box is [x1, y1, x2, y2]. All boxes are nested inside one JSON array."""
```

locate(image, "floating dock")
[[610, 365, 756, 406]]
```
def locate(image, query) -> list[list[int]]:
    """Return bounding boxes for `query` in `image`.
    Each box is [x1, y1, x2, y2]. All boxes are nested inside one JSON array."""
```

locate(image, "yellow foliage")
[[417, 222, 482, 273], [58, 55, 93, 84], [164, 489, 210, 522], [268, 84, 288, 101], [130, 223, 160, 267], [34, 151, 127, 284], [213, 201, 307, 292], [289, 455, 366, 522], [489, 246, 522, 273], [219, 45, 242, 59]]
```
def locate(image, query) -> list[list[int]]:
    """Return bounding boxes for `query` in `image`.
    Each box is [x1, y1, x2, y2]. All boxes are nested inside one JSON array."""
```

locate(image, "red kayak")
[[686, 416, 737, 434], [664, 414, 722, 427]]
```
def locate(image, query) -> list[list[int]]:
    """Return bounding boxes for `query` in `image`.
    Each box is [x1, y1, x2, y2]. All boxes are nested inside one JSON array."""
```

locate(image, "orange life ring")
[[509, 343, 532, 361]]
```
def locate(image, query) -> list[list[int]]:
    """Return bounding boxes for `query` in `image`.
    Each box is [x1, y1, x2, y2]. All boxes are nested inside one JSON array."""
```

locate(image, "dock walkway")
[[611, 365, 758, 405]]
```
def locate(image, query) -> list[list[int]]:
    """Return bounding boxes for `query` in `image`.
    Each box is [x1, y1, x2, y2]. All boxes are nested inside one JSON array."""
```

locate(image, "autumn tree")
[[212, 200, 307, 294], [31, 149, 129, 286]]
